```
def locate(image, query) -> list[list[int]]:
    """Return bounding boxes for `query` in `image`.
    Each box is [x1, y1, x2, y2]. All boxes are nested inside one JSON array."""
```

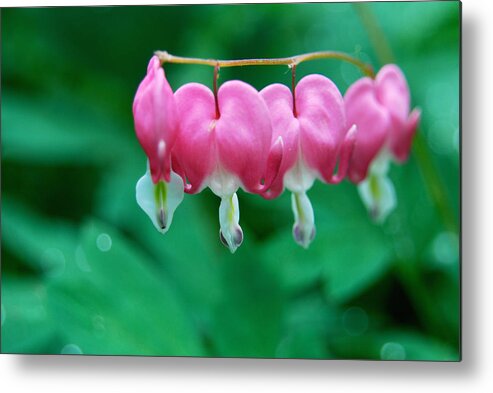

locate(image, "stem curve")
[[155, 50, 375, 78]]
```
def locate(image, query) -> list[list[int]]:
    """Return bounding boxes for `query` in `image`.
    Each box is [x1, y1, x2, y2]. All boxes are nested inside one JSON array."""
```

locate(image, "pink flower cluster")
[[133, 56, 420, 252]]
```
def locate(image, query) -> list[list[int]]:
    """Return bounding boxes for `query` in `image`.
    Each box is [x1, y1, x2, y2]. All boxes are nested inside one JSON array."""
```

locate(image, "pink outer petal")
[[261, 136, 284, 198], [328, 124, 357, 184], [132, 56, 160, 114], [173, 83, 217, 194], [375, 64, 410, 124], [345, 77, 391, 183], [375, 64, 419, 163], [173, 80, 280, 195], [260, 83, 300, 198], [391, 107, 421, 162], [133, 56, 178, 183], [296, 74, 347, 181], [215, 80, 274, 193]]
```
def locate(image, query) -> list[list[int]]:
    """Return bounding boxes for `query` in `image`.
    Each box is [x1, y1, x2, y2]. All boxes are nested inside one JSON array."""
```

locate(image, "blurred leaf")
[[330, 330, 459, 361], [1, 276, 57, 353], [210, 250, 284, 358], [1, 196, 78, 274], [1, 91, 135, 165], [321, 228, 393, 304], [46, 220, 205, 356], [95, 162, 223, 316], [420, 268, 460, 343], [275, 294, 335, 359], [262, 182, 394, 304], [373, 1, 459, 54], [156, 195, 223, 311]]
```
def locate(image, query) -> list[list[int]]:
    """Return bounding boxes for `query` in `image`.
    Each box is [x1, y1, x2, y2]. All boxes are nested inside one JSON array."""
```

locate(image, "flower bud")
[[133, 56, 184, 233]]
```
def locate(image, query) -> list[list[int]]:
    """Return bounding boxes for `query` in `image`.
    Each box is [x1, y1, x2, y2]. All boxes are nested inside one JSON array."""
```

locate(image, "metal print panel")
[[1, 1, 461, 360]]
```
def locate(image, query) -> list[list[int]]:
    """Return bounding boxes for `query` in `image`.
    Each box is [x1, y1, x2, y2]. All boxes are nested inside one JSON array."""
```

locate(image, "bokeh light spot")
[[96, 233, 112, 252], [61, 344, 83, 355], [380, 342, 406, 360], [432, 231, 459, 266]]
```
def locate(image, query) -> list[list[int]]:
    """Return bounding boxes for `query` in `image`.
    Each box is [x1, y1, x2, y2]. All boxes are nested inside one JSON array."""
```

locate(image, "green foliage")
[[47, 220, 205, 356], [1, 2, 460, 359]]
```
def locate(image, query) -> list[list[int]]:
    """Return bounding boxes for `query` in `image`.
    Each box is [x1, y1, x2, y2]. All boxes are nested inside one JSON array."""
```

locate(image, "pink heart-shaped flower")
[[260, 74, 355, 198], [133, 56, 179, 183], [345, 64, 421, 183], [172, 80, 282, 196]]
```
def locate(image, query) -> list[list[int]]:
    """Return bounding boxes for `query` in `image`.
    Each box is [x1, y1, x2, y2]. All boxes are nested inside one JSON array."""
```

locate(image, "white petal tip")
[[291, 192, 316, 248], [358, 173, 396, 225], [293, 224, 316, 249], [219, 227, 243, 253], [218, 193, 243, 253], [136, 165, 184, 234], [156, 209, 169, 233]]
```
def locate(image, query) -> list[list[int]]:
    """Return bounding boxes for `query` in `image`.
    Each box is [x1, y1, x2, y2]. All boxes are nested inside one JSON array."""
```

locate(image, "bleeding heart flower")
[[172, 80, 283, 253], [133, 56, 184, 233], [260, 74, 356, 248], [345, 64, 421, 222]]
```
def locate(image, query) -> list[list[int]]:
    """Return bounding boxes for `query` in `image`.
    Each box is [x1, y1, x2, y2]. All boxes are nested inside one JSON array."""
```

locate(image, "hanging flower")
[[171, 80, 283, 253], [345, 64, 421, 222], [131, 51, 421, 252], [133, 56, 185, 233], [260, 74, 356, 248]]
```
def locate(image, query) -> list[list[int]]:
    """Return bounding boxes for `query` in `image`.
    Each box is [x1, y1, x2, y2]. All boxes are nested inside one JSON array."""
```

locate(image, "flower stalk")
[[155, 50, 375, 78], [213, 62, 220, 119], [291, 63, 297, 117]]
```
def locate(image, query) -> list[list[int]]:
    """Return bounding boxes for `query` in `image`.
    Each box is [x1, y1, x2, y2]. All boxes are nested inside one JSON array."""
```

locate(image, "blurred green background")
[[1, 2, 460, 360]]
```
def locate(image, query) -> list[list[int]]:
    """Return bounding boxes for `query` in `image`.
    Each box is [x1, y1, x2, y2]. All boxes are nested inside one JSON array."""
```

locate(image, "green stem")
[[354, 3, 396, 64], [213, 63, 220, 119], [155, 50, 374, 77], [413, 132, 458, 233]]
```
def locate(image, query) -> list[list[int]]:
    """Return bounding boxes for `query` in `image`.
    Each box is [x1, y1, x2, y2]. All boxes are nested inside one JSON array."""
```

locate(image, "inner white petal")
[[136, 164, 184, 234], [207, 165, 240, 197], [284, 158, 316, 193], [219, 193, 243, 253], [357, 172, 396, 224], [357, 149, 397, 223], [370, 148, 391, 175], [291, 191, 316, 249]]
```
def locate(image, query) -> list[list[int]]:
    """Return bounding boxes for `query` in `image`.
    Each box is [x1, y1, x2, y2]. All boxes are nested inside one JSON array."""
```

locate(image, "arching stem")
[[155, 50, 375, 78]]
